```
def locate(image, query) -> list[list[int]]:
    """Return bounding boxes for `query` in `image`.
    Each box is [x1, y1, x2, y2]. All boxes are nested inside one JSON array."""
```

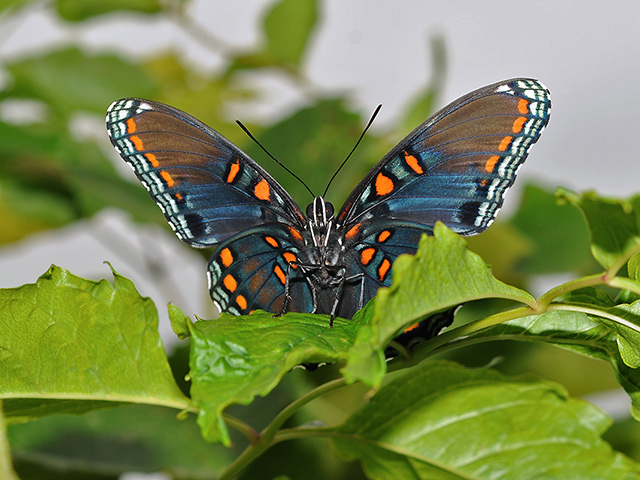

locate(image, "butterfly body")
[[106, 78, 551, 324]]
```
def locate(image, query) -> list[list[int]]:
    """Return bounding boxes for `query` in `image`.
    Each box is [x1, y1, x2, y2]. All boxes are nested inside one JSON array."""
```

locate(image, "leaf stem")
[[218, 377, 347, 480], [401, 306, 535, 365], [536, 273, 606, 310], [222, 414, 261, 444]]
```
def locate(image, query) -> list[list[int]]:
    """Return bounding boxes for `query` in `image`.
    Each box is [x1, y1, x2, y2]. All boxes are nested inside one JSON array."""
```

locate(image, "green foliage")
[[0, 265, 188, 426], [54, 0, 169, 21], [3, 0, 640, 478], [335, 361, 638, 480], [185, 310, 362, 444]]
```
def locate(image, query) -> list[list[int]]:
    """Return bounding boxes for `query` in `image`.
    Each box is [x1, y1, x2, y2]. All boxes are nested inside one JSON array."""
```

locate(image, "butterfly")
[[106, 78, 551, 325]]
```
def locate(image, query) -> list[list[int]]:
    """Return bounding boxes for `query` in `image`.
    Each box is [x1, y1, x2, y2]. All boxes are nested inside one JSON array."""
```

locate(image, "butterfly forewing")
[[337, 78, 551, 236], [106, 98, 306, 247]]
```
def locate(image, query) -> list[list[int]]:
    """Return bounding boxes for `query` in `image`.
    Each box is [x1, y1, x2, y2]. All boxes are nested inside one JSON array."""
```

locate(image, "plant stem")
[[217, 377, 348, 480], [536, 273, 606, 310], [222, 414, 260, 444]]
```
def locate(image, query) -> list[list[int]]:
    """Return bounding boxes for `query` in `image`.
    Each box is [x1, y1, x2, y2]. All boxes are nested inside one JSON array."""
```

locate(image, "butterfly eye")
[[324, 202, 334, 218]]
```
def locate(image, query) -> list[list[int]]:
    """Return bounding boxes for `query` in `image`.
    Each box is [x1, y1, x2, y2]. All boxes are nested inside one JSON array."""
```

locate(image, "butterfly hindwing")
[[106, 98, 306, 247], [337, 78, 551, 236], [208, 223, 313, 315]]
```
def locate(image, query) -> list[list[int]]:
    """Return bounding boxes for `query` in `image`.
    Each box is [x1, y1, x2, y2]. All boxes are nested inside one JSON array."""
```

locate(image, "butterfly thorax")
[[298, 197, 346, 288]]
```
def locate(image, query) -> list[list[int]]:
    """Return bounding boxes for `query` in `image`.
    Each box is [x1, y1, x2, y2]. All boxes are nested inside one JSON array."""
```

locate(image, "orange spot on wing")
[[512, 116, 527, 134], [377, 230, 391, 243], [254, 179, 270, 201], [403, 322, 420, 333], [175, 192, 183, 201], [145, 153, 159, 167], [236, 294, 247, 311], [283, 252, 297, 268], [274, 265, 286, 285], [126, 118, 136, 134], [518, 98, 529, 115], [498, 136, 512, 152], [360, 248, 376, 265], [223, 274, 237, 293], [346, 223, 361, 240], [404, 152, 423, 174], [264, 236, 280, 248], [288, 227, 303, 242], [227, 160, 240, 183], [220, 248, 233, 267], [160, 170, 175, 187], [378, 258, 391, 281], [375, 173, 394, 196], [130, 135, 144, 151], [485, 155, 500, 173]]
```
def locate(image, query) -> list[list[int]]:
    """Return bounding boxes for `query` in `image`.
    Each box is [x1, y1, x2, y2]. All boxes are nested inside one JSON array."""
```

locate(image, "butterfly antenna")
[[323, 104, 383, 198], [236, 121, 315, 199]]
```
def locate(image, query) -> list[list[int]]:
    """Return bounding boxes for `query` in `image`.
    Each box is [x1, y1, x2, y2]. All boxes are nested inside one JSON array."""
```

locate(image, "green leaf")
[[0, 402, 19, 480], [8, 405, 232, 478], [343, 223, 535, 387], [558, 189, 640, 271], [187, 311, 362, 444], [0, 0, 28, 13], [630, 253, 640, 282], [55, 0, 165, 21], [2, 47, 158, 117], [169, 303, 192, 341], [452, 297, 640, 423], [263, 0, 317, 67], [334, 360, 640, 480], [231, 0, 318, 70], [0, 266, 188, 423], [0, 118, 165, 244], [510, 184, 594, 274]]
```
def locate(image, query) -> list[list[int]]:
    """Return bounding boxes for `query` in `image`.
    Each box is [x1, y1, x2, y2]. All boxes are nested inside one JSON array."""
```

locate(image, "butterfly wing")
[[106, 98, 306, 247], [337, 78, 551, 235], [207, 223, 313, 315]]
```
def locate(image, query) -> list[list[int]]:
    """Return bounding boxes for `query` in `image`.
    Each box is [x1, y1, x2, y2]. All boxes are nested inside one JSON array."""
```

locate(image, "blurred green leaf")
[[0, 266, 188, 424], [231, 0, 318, 71], [0, 119, 162, 244], [335, 360, 639, 480], [465, 222, 534, 286], [510, 184, 593, 274], [54, 0, 167, 21], [2, 47, 158, 117], [558, 189, 640, 271], [262, 0, 317, 67], [9, 405, 231, 479], [0, 0, 28, 12], [343, 223, 535, 387], [186, 309, 362, 445]]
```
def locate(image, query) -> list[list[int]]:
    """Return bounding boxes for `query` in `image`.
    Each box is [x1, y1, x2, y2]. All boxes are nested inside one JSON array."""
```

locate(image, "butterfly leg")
[[340, 271, 366, 313], [277, 261, 320, 317]]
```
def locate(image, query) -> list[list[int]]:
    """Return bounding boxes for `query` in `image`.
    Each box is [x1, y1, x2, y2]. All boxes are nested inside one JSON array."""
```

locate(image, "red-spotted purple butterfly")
[[106, 78, 550, 324]]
